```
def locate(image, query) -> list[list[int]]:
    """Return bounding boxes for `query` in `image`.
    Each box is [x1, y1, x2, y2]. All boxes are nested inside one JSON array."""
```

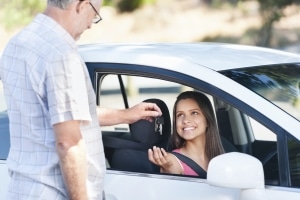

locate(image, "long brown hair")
[[170, 91, 225, 162]]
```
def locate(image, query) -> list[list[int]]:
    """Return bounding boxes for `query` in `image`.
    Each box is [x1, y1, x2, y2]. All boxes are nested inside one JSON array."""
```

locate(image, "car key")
[[155, 116, 164, 135]]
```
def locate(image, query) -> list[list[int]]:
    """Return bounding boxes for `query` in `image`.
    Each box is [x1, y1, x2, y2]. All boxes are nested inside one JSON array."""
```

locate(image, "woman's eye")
[[176, 113, 183, 118], [192, 111, 198, 115]]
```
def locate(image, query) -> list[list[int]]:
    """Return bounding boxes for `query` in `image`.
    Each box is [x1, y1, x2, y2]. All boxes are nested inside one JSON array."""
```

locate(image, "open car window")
[[97, 73, 300, 188], [98, 74, 182, 132]]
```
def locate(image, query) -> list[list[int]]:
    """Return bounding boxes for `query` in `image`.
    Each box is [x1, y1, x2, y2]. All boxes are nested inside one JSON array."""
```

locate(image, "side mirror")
[[207, 152, 267, 200]]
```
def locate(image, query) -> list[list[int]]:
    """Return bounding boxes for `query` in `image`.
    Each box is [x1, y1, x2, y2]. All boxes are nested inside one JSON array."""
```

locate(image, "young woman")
[[148, 91, 225, 178]]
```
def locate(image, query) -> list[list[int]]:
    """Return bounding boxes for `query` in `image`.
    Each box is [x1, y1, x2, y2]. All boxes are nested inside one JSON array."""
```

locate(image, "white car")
[[1, 43, 300, 200]]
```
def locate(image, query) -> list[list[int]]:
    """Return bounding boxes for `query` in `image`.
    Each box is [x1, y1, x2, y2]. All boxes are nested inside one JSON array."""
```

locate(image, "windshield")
[[221, 63, 300, 121]]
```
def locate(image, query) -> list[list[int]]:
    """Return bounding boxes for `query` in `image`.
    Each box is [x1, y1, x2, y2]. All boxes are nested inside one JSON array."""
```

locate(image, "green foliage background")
[[0, 0, 156, 29], [104, 0, 156, 12], [0, 0, 46, 30]]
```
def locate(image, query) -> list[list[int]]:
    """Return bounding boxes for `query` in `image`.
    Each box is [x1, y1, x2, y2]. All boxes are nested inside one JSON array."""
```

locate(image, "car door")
[[89, 63, 300, 200]]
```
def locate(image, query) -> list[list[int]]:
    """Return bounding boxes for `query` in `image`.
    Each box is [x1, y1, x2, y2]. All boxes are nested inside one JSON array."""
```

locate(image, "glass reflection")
[[221, 64, 300, 121]]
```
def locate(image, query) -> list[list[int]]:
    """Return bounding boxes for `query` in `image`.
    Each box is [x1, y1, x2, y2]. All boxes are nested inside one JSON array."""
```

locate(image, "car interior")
[[103, 98, 171, 173], [96, 73, 300, 188]]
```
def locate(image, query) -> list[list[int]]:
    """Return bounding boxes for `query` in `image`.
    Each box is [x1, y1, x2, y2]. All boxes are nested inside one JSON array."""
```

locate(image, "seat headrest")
[[131, 98, 171, 145]]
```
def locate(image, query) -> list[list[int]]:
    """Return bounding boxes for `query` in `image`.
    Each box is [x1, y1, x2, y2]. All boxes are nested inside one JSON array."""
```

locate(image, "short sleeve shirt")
[[0, 14, 105, 199]]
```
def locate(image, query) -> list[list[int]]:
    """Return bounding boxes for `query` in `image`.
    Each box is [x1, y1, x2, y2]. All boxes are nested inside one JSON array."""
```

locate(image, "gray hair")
[[47, 0, 99, 9], [47, 0, 77, 9]]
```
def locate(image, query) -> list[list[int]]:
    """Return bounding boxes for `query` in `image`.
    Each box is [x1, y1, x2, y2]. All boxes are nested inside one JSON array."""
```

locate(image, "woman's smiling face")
[[175, 98, 208, 141]]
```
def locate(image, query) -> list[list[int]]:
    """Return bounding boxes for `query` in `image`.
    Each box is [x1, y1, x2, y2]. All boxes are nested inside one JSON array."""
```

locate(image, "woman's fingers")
[[148, 146, 166, 165], [149, 146, 173, 171], [161, 148, 168, 156], [155, 146, 169, 164]]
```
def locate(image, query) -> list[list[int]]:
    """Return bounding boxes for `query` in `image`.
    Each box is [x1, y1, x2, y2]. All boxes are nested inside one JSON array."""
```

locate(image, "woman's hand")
[[148, 146, 173, 170]]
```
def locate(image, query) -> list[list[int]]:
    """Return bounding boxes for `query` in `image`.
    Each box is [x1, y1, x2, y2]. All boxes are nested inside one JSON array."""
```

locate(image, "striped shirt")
[[0, 14, 105, 199]]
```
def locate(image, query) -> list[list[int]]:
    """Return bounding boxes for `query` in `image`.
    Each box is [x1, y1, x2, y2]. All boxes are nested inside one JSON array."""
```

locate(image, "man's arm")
[[97, 102, 162, 126], [53, 120, 88, 200]]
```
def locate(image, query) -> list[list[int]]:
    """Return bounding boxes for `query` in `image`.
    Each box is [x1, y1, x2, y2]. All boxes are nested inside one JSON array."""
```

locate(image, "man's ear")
[[76, 0, 88, 14]]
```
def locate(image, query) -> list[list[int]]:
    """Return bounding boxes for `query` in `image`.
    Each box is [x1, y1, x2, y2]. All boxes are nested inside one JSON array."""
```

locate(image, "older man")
[[0, 0, 161, 199]]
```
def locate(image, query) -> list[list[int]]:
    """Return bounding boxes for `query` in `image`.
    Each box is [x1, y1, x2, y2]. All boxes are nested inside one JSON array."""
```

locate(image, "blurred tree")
[[103, 0, 114, 6], [240, 0, 298, 47], [116, 0, 145, 12], [106, 0, 156, 13], [0, 0, 46, 30], [0, 0, 157, 29], [202, 0, 239, 7], [201, 0, 299, 47]]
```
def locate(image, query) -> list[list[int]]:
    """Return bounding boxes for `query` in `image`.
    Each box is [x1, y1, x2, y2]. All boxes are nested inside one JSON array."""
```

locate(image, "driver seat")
[[110, 98, 171, 173]]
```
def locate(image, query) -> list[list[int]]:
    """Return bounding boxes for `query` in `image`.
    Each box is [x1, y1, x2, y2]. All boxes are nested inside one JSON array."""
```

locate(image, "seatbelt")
[[171, 152, 207, 178]]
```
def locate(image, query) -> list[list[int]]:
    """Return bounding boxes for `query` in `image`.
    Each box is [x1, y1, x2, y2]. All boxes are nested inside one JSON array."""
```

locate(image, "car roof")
[[79, 42, 300, 71]]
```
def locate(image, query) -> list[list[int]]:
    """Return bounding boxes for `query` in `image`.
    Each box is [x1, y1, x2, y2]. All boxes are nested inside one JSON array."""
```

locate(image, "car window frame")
[[86, 62, 296, 187]]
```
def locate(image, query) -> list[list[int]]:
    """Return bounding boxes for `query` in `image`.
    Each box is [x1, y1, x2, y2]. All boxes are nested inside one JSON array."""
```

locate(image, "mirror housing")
[[207, 152, 267, 200]]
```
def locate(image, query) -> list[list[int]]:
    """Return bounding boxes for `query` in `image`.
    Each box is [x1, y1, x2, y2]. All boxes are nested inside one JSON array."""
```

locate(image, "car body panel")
[[265, 186, 300, 200], [80, 43, 300, 139], [103, 170, 300, 200], [104, 171, 240, 200], [79, 43, 300, 70]]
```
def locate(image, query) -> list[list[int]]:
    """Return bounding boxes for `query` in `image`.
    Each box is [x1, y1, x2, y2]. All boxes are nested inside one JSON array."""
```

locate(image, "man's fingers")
[[144, 103, 162, 116]]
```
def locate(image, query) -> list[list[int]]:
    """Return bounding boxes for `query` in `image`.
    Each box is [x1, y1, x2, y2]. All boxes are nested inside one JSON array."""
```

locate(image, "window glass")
[[249, 117, 276, 141], [213, 98, 279, 184], [288, 135, 300, 188], [221, 64, 300, 121]]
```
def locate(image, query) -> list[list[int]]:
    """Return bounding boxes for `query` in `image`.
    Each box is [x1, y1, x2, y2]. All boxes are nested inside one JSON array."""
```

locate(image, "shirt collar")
[[34, 13, 77, 50]]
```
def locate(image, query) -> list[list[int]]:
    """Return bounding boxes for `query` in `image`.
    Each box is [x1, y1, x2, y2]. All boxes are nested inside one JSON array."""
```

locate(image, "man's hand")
[[97, 102, 162, 126], [126, 102, 162, 124]]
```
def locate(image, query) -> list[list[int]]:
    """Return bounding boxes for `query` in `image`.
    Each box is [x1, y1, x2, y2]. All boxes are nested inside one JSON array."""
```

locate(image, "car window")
[[97, 72, 300, 189], [232, 110, 279, 185], [221, 64, 300, 121], [99, 75, 130, 132], [98, 74, 182, 132], [249, 117, 276, 141], [288, 135, 300, 188], [217, 101, 300, 188]]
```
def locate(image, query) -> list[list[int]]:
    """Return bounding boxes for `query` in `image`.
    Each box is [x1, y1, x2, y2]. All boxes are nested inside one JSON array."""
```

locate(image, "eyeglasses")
[[79, 0, 102, 24]]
